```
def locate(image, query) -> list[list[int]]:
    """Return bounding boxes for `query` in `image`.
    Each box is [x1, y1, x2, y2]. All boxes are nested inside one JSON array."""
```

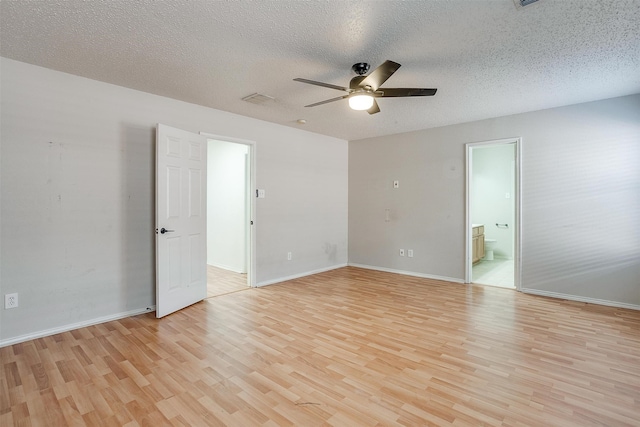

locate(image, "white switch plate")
[[287, 252, 292, 260], [257, 189, 266, 198], [408, 249, 414, 258]]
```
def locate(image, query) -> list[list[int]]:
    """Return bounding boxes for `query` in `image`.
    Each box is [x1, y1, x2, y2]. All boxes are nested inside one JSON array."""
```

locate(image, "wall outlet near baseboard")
[[5, 293, 18, 309], [399, 249, 405, 256]]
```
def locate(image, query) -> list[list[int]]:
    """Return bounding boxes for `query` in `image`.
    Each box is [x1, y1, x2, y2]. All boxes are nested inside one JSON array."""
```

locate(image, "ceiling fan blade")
[[367, 99, 380, 115], [304, 94, 349, 107], [375, 88, 437, 97], [359, 60, 401, 91], [294, 78, 349, 92]]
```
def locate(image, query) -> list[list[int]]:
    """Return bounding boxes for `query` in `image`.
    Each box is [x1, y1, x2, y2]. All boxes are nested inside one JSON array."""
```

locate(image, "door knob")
[[160, 227, 174, 234]]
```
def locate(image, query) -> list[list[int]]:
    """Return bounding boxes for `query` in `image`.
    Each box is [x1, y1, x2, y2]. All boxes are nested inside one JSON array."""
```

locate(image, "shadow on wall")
[[120, 123, 156, 309]]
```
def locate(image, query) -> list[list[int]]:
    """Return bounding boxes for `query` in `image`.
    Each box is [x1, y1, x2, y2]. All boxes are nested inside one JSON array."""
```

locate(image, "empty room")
[[1, 1, 639, 426]]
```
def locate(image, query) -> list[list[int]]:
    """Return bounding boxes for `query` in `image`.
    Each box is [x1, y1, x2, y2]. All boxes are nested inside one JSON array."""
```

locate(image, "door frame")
[[201, 132, 256, 288], [465, 137, 522, 290]]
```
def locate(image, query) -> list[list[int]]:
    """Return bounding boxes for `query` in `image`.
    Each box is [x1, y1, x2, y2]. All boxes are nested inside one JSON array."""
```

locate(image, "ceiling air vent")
[[242, 93, 275, 105], [514, 0, 541, 8]]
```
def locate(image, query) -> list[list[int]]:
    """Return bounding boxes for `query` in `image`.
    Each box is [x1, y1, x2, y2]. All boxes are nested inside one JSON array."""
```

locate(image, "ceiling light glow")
[[349, 94, 374, 110]]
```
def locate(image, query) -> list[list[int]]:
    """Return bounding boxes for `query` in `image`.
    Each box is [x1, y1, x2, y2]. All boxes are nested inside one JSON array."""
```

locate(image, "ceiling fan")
[[294, 60, 437, 114]]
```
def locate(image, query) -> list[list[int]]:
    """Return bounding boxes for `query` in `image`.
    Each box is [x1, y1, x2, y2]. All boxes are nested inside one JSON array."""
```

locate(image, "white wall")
[[0, 58, 348, 345], [349, 94, 640, 307], [207, 140, 248, 273], [472, 143, 515, 259]]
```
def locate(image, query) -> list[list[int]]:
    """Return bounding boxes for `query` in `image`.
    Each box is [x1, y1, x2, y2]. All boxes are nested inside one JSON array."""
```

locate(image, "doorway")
[[465, 138, 521, 289], [203, 134, 256, 296]]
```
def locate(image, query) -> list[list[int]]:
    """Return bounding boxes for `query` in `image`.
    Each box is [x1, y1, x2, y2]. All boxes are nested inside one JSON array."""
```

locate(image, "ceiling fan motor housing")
[[349, 75, 367, 89], [352, 63, 370, 75]]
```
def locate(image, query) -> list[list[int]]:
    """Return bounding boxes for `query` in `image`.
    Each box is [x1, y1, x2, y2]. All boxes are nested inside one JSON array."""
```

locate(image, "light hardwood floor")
[[2, 267, 639, 426], [207, 265, 248, 298]]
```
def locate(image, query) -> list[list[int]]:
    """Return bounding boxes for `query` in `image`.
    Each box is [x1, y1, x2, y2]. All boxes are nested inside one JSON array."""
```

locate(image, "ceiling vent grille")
[[242, 93, 275, 105], [514, 0, 541, 8]]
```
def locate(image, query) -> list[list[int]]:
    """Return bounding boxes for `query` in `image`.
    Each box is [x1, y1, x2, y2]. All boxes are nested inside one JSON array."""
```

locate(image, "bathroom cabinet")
[[472, 225, 485, 264]]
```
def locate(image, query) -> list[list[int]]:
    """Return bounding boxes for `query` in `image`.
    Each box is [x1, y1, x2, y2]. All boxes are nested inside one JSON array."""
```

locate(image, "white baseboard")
[[257, 264, 348, 287], [207, 262, 246, 274], [0, 306, 156, 348], [348, 263, 465, 284], [521, 288, 640, 311]]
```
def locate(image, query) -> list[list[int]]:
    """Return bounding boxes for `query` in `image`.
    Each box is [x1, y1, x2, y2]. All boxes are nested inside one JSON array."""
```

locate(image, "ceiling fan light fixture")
[[349, 94, 374, 110], [294, 60, 437, 114]]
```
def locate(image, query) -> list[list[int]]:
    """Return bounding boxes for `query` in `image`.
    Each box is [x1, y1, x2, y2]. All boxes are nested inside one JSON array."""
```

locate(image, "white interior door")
[[156, 124, 207, 318]]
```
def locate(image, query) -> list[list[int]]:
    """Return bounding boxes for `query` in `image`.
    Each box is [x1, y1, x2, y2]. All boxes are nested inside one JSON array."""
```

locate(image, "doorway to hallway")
[[204, 136, 256, 296]]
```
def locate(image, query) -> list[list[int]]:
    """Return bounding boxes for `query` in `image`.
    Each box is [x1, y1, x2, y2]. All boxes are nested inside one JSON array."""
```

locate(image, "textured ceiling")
[[1, 0, 639, 141]]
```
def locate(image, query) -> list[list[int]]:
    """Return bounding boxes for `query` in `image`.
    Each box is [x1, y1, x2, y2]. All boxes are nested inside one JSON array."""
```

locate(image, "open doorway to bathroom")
[[204, 135, 256, 297], [465, 138, 521, 289]]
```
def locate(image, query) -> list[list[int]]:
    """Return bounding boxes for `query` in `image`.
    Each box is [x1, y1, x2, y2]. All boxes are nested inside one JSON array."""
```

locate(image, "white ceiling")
[[1, 0, 639, 141]]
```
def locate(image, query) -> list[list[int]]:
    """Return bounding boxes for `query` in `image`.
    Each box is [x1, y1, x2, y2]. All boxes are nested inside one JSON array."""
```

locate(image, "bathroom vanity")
[[472, 225, 485, 264]]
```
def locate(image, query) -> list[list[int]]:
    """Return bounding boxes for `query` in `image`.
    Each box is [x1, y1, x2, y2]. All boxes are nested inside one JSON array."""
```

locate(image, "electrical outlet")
[[5, 293, 18, 309], [287, 252, 292, 260], [393, 180, 399, 189], [399, 249, 405, 256], [408, 249, 414, 258]]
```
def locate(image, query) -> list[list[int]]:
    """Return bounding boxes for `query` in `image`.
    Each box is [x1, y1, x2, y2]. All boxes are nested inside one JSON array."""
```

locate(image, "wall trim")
[[348, 263, 465, 284], [257, 264, 348, 287], [0, 306, 156, 348], [521, 288, 640, 311]]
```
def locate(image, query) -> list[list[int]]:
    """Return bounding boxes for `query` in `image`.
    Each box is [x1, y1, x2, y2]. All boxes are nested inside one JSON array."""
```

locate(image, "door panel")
[[156, 124, 207, 318], [189, 168, 202, 216], [167, 236, 181, 290], [167, 166, 181, 218]]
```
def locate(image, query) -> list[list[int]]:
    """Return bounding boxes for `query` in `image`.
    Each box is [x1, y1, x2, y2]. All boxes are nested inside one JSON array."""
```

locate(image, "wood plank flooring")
[[2, 267, 639, 426], [206, 265, 248, 298]]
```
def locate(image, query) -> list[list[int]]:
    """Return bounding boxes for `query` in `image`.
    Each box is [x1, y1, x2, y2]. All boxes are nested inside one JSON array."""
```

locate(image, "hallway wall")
[[207, 140, 248, 273]]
